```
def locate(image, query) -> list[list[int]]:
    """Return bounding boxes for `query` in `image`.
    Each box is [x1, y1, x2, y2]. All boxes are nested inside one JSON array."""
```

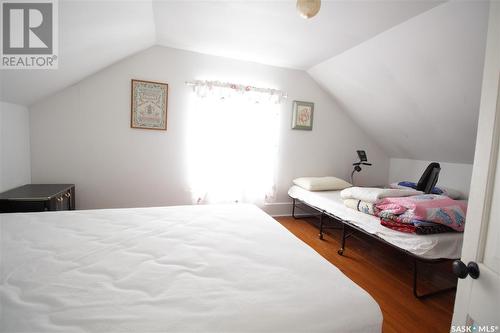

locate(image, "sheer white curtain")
[[186, 81, 284, 204]]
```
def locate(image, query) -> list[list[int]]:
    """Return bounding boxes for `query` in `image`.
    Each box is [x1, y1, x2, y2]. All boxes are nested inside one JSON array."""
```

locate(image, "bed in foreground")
[[0, 204, 381, 333]]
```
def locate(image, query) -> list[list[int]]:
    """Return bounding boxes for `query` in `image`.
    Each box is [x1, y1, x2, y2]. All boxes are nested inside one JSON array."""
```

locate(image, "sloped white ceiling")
[[153, 0, 442, 69], [0, 0, 442, 106], [0, 0, 489, 165], [0, 1, 156, 106], [308, 1, 489, 163]]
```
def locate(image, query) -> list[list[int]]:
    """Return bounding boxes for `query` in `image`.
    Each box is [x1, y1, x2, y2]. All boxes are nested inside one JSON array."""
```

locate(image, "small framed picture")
[[291, 100, 314, 130], [131, 79, 168, 130]]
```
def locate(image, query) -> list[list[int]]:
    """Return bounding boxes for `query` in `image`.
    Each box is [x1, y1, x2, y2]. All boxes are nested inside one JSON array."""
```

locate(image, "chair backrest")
[[416, 162, 441, 194]]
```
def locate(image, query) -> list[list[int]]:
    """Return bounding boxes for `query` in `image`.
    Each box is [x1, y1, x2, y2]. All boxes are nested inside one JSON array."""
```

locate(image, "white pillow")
[[293, 176, 352, 191]]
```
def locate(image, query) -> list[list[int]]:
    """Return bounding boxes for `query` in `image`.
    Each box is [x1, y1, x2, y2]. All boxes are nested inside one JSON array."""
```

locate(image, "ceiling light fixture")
[[296, 0, 321, 19]]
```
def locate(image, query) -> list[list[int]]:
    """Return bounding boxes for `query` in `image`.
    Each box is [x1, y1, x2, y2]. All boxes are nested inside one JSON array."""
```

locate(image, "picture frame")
[[291, 100, 314, 130], [131, 79, 168, 130]]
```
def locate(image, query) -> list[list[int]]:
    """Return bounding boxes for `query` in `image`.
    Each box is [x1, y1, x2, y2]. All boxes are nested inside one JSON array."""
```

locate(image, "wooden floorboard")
[[274, 216, 456, 333]]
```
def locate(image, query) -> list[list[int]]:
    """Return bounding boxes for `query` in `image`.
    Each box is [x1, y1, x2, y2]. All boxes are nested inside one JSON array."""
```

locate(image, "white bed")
[[288, 185, 463, 259], [0, 204, 382, 332]]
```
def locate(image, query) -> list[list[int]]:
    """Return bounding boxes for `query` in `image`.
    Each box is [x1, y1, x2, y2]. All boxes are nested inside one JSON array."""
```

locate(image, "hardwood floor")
[[274, 216, 456, 333]]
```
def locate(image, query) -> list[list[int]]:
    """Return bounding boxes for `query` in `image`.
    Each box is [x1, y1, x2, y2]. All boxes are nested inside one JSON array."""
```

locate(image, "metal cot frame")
[[291, 197, 457, 299]]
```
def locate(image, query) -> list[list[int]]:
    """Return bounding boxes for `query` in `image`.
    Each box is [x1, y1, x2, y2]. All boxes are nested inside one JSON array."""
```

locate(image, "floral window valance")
[[185, 80, 287, 104]]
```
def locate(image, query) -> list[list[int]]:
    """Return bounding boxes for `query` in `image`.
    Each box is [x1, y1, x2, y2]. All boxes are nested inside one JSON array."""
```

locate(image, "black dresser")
[[0, 184, 75, 213]]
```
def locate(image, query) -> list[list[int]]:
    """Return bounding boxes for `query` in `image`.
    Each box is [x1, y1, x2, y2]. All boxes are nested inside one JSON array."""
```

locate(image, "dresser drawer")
[[46, 189, 73, 211]]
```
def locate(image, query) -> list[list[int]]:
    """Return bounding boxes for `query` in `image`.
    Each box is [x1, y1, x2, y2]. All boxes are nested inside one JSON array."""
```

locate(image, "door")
[[452, 2, 500, 330]]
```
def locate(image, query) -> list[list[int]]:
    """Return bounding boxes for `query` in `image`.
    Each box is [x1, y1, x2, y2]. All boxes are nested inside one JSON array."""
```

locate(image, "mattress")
[[288, 185, 463, 259], [0, 204, 382, 332]]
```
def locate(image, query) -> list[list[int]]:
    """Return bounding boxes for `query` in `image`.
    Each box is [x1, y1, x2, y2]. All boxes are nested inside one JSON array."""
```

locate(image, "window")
[[186, 82, 283, 204]]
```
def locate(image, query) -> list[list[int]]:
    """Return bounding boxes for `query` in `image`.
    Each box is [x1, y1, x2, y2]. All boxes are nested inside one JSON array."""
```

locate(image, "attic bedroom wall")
[[0, 102, 31, 192], [389, 158, 473, 197], [308, 0, 489, 194], [29, 46, 389, 214]]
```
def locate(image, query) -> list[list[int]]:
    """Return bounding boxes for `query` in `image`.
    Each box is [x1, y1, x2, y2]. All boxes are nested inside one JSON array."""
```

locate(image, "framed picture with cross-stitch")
[[131, 79, 168, 130]]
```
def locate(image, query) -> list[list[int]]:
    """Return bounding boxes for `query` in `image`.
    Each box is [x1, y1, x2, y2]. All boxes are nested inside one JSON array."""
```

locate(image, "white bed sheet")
[[288, 185, 463, 259], [0, 204, 381, 333]]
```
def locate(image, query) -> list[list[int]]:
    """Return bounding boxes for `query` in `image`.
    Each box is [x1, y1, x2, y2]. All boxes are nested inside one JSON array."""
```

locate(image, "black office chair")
[[416, 162, 441, 194]]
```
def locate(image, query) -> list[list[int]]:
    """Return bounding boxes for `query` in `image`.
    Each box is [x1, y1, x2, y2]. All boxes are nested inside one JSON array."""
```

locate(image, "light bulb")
[[297, 0, 321, 19]]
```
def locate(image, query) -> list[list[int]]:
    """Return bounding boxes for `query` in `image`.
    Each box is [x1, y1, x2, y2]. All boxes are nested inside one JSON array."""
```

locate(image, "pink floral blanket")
[[375, 194, 467, 232]]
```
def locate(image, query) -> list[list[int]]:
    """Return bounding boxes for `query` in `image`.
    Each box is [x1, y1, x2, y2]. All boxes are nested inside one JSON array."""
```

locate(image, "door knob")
[[453, 260, 480, 279]]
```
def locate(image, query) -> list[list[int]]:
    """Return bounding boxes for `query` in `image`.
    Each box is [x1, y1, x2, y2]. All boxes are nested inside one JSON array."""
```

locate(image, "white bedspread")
[[289, 185, 463, 259], [0, 204, 382, 333]]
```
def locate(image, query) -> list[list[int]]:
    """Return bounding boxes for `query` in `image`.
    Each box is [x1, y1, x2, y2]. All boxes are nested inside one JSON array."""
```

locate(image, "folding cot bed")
[[288, 185, 463, 299], [0, 204, 382, 332]]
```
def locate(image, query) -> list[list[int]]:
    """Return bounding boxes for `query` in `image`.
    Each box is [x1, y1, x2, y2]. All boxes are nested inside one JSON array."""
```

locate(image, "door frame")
[[452, 1, 500, 326]]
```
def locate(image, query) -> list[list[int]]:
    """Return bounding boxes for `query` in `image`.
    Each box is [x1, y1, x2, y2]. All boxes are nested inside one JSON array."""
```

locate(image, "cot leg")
[[318, 213, 324, 240], [338, 223, 345, 255], [413, 259, 419, 298]]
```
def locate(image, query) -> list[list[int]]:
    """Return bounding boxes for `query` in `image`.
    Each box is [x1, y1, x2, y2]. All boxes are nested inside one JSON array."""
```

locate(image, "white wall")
[[309, 0, 489, 164], [389, 158, 472, 198], [29, 46, 390, 214], [0, 102, 31, 192]]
